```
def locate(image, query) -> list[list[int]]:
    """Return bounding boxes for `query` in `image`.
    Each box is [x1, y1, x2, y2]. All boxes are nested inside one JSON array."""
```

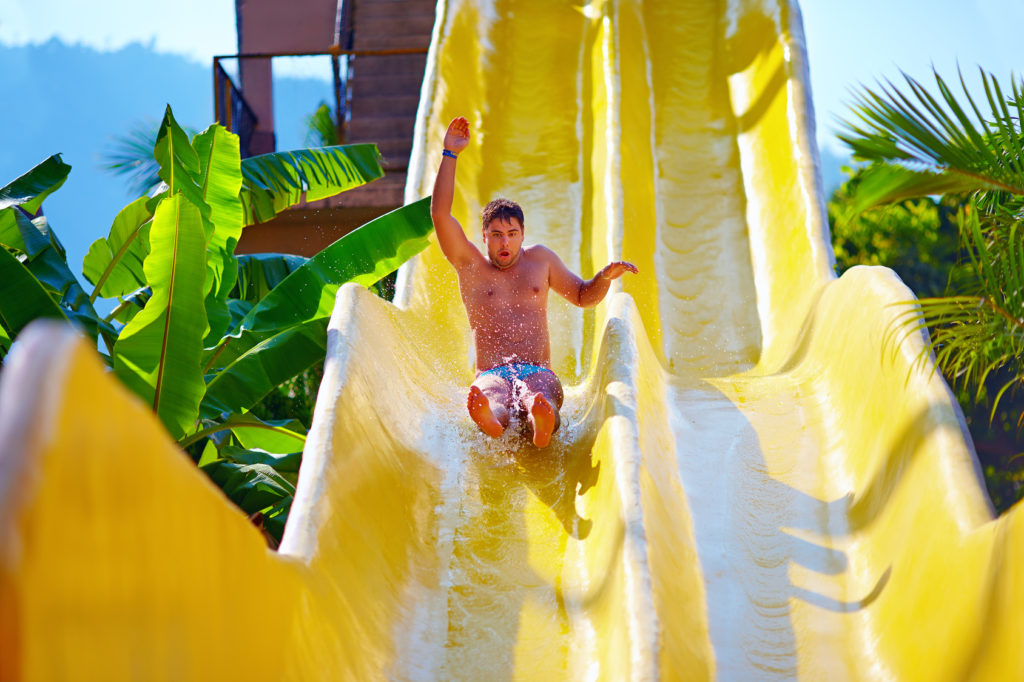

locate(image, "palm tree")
[[839, 68, 1024, 418]]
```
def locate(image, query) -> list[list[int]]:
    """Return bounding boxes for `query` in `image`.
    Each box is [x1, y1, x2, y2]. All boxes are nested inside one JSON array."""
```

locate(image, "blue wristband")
[[442, 149, 458, 160]]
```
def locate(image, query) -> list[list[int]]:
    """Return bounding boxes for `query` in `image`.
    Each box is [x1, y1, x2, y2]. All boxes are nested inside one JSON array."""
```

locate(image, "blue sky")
[[0, 0, 1020, 279], [800, 0, 1024, 156], [0, 0, 236, 63]]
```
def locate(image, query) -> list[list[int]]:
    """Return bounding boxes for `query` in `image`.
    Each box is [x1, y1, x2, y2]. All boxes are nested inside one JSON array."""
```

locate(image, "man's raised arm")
[[430, 117, 477, 267]]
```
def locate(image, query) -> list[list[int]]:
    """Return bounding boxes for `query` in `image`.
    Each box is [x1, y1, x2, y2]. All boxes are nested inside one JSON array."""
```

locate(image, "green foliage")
[[839, 68, 1024, 197], [0, 157, 111, 347], [830, 166, 961, 298], [0, 154, 71, 214], [830, 168, 1024, 510], [0, 243, 70, 334], [232, 198, 432, 337], [200, 449, 297, 542], [112, 194, 209, 440], [0, 105, 436, 542], [305, 102, 340, 147], [240, 143, 384, 224], [249, 362, 324, 433], [201, 318, 329, 419], [102, 119, 197, 197], [836, 67, 1024, 510], [83, 196, 156, 300], [839, 68, 1024, 407]]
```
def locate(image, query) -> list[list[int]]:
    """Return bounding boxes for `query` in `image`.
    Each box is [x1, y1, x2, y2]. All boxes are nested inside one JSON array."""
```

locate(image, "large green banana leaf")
[[151, 110, 240, 347], [0, 156, 111, 350], [113, 194, 209, 440], [240, 144, 384, 225], [233, 253, 308, 304], [2, 195, 109, 353], [154, 107, 208, 229], [222, 254, 308, 333], [0, 154, 71, 215], [200, 318, 328, 418], [82, 196, 155, 300], [238, 197, 432, 335], [0, 155, 71, 255], [200, 198, 434, 419], [199, 457, 295, 516], [0, 208, 18, 251], [0, 246, 69, 344], [216, 445, 303, 474], [193, 124, 244, 343], [181, 413, 306, 453], [9, 211, 108, 343], [229, 414, 307, 455], [84, 119, 244, 307], [205, 198, 432, 376], [194, 123, 243, 262]]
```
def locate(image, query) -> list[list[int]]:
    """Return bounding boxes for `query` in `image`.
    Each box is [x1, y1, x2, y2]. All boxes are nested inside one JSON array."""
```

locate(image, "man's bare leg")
[[468, 374, 512, 438], [523, 372, 564, 448]]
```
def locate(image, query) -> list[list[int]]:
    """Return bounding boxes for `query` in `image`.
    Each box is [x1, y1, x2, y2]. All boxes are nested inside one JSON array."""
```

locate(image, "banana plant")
[[1, 105, 435, 541]]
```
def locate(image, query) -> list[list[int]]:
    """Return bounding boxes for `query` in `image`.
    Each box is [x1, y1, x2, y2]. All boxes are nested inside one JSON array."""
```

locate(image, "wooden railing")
[[212, 47, 428, 157]]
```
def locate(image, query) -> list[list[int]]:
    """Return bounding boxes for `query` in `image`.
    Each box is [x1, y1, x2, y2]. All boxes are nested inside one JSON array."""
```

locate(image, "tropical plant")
[[305, 101, 340, 147], [828, 166, 1024, 510], [102, 118, 197, 198], [838, 67, 1024, 508], [0, 105, 435, 541], [830, 165, 961, 298]]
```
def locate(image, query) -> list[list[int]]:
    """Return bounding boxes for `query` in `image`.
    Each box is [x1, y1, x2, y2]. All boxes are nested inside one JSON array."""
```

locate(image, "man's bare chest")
[[459, 263, 549, 316]]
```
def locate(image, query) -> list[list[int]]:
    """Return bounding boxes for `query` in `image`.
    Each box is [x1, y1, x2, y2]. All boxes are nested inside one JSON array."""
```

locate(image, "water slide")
[[2, 0, 1022, 679]]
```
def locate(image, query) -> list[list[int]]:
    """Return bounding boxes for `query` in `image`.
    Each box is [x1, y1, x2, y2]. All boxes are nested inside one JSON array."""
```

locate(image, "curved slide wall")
[[1, 0, 1022, 679]]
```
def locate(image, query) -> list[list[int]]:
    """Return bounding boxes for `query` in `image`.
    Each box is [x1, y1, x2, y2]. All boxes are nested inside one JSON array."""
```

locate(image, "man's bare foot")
[[468, 385, 504, 438], [529, 393, 556, 447]]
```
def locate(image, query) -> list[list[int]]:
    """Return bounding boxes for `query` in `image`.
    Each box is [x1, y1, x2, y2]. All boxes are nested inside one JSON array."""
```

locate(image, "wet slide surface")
[[2, 0, 1023, 680]]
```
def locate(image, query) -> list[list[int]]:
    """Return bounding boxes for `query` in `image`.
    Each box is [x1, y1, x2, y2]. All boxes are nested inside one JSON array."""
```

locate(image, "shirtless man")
[[431, 116, 638, 447]]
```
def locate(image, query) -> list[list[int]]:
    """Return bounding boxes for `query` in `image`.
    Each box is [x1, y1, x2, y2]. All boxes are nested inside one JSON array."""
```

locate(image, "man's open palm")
[[601, 261, 639, 280], [444, 117, 470, 154]]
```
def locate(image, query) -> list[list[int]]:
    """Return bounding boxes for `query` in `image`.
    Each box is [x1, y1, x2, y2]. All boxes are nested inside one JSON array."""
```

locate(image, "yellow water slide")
[[2, 0, 1023, 679]]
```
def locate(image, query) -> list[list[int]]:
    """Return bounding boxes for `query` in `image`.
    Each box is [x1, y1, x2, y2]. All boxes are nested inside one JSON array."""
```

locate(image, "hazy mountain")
[[0, 39, 335, 283]]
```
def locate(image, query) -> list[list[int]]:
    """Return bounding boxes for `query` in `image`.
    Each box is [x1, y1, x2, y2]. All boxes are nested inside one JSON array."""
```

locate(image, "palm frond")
[[838, 68, 1024, 207], [896, 200, 1024, 416]]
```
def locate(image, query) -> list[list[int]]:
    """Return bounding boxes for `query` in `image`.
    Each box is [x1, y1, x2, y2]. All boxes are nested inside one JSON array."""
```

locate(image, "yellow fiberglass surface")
[[1, 0, 1023, 679]]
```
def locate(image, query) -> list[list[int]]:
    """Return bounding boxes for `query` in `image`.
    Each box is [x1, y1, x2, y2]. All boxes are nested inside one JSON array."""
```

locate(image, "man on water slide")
[[430, 116, 638, 447]]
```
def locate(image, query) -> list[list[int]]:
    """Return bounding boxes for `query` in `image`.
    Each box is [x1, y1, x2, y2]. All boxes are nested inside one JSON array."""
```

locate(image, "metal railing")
[[213, 59, 258, 157]]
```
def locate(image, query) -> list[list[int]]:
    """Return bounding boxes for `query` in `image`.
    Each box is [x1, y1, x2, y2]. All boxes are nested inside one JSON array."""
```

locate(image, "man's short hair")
[[481, 198, 524, 229]]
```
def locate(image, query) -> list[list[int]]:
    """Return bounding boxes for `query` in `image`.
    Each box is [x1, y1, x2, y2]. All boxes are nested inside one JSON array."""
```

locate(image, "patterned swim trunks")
[[477, 362, 555, 385]]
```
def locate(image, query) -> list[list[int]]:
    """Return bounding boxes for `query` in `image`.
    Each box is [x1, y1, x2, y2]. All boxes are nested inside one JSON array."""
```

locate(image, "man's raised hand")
[[599, 261, 639, 280], [444, 117, 470, 155]]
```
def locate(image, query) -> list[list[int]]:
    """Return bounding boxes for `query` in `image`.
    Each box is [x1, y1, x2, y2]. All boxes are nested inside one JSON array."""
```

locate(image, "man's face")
[[483, 217, 524, 269]]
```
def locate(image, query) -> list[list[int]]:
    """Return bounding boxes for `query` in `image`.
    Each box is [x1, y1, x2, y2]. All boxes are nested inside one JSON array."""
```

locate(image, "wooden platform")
[[237, 0, 435, 256]]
